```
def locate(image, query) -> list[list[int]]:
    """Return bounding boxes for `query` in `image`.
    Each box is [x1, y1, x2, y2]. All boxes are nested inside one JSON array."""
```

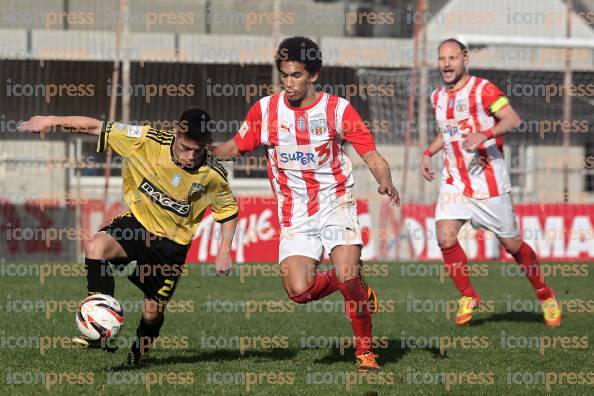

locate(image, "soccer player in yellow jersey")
[[19, 108, 238, 365]]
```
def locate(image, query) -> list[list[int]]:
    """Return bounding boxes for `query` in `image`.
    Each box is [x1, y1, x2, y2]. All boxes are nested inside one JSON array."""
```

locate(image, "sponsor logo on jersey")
[[445, 124, 458, 137], [280, 151, 315, 165], [276, 144, 319, 170], [139, 179, 190, 217], [309, 119, 326, 136]]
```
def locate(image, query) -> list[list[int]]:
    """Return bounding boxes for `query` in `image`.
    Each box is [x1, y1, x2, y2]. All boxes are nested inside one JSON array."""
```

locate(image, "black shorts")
[[100, 211, 189, 303]]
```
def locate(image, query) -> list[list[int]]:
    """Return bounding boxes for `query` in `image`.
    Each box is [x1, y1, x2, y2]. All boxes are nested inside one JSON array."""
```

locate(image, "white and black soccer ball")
[[76, 294, 125, 340]]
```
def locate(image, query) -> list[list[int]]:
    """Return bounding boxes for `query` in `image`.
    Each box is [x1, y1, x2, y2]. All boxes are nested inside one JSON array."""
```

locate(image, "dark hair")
[[179, 108, 212, 143], [275, 36, 322, 74], [438, 38, 468, 55]]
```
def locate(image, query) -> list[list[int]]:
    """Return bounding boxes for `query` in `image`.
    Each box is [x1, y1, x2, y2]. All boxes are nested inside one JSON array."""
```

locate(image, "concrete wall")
[[208, 0, 345, 37], [0, 140, 68, 204], [0, 0, 343, 37], [426, 0, 594, 40], [527, 145, 588, 203], [0, 0, 65, 30], [67, 0, 207, 34], [348, 144, 441, 206]]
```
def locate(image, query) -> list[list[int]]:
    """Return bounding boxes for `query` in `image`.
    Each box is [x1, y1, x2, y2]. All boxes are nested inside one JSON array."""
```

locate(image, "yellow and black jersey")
[[97, 121, 238, 245]]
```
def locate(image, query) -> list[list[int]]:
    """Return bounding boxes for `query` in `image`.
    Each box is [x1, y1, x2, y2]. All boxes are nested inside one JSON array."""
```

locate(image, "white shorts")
[[278, 201, 363, 263], [435, 183, 519, 238]]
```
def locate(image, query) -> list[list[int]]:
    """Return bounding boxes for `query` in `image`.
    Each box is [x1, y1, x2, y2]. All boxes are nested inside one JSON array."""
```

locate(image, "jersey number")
[[157, 279, 175, 298], [315, 141, 331, 166], [458, 118, 475, 135]]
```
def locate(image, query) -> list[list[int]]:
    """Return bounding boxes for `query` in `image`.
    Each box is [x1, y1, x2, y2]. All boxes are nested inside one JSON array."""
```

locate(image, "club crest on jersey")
[[309, 119, 326, 136], [171, 174, 182, 187], [297, 117, 305, 131], [188, 182, 206, 199], [455, 100, 467, 112]]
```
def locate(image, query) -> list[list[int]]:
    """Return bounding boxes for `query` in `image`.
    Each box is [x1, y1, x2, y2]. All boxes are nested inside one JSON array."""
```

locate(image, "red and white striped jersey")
[[234, 92, 376, 227], [432, 75, 512, 199]]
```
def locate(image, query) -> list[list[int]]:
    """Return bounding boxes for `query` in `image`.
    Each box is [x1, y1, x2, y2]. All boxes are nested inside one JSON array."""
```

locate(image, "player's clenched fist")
[[378, 184, 400, 207], [215, 251, 233, 276]]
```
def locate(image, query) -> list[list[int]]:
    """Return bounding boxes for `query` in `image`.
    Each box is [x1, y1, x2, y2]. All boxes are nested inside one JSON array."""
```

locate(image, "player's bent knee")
[[286, 282, 314, 304], [288, 289, 312, 304]]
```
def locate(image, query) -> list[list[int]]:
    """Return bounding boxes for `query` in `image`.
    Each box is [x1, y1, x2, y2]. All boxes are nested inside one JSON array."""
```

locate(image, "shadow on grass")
[[470, 311, 543, 327], [315, 338, 444, 365], [110, 348, 298, 370]]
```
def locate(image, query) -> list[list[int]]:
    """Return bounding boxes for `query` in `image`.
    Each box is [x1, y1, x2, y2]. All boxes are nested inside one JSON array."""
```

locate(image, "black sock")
[[85, 258, 114, 296], [132, 315, 165, 356]]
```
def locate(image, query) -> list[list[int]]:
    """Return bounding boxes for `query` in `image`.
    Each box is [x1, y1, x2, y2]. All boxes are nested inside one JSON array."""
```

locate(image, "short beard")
[[444, 70, 465, 88], [287, 96, 305, 107]]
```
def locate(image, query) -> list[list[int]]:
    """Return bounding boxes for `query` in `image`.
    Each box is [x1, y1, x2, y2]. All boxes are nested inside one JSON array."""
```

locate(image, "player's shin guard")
[[85, 258, 114, 296], [338, 277, 372, 356], [288, 269, 339, 303], [441, 242, 478, 298], [132, 315, 165, 356], [512, 242, 553, 301]]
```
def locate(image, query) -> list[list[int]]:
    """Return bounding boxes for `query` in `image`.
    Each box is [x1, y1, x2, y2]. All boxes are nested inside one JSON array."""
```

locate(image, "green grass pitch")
[[0, 261, 592, 395]]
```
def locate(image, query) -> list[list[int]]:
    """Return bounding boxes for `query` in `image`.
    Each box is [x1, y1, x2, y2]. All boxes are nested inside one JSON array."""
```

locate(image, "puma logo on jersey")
[[280, 120, 292, 133], [139, 179, 190, 217]]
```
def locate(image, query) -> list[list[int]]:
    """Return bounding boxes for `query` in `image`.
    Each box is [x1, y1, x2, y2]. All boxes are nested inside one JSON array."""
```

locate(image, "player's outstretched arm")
[[421, 133, 444, 182], [211, 139, 241, 160], [18, 115, 102, 138], [361, 150, 400, 207], [215, 217, 238, 276]]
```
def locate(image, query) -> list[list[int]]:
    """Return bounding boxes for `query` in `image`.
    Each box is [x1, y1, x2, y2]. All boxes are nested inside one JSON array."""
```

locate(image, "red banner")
[[398, 204, 594, 261], [186, 197, 375, 263], [3, 198, 591, 262]]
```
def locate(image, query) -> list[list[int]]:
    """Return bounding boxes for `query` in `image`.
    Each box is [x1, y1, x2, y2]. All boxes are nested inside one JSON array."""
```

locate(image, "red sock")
[[288, 269, 339, 303], [338, 277, 372, 356], [441, 242, 478, 298], [512, 242, 552, 301]]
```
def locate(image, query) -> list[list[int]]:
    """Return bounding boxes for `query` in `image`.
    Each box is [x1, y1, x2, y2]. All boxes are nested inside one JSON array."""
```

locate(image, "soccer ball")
[[76, 294, 125, 340]]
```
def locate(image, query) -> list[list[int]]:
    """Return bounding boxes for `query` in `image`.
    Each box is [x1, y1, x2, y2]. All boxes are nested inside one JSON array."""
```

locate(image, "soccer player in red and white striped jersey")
[[421, 38, 562, 327], [214, 36, 399, 370]]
